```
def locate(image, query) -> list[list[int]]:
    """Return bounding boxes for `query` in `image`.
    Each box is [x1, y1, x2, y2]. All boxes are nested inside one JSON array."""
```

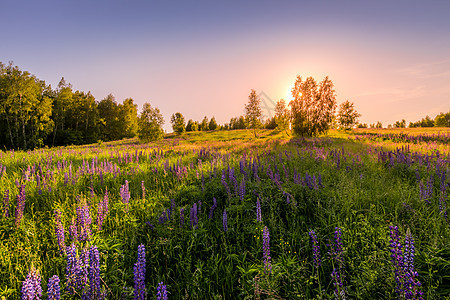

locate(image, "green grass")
[[0, 129, 449, 299]]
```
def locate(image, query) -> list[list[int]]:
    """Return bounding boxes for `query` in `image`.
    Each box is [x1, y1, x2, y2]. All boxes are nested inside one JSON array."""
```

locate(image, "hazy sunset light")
[[1, 0, 449, 131]]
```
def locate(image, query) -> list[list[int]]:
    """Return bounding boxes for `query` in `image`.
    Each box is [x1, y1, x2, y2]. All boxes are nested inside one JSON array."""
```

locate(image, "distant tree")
[[0, 62, 53, 149], [376, 121, 383, 128], [200, 116, 209, 131], [394, 119, 406, 128], [289, 76, 337, 137], [209, 116, 218, 130], [357, 123, 368, 128], [435, 111, 450, 127], [244, 89, 263, 137], [337, 100, 361, 130], [52, 77, 73, 146], [421, 116, 434, 127], [170, 112, 186, 135], [186, 119, 195, 131], [274, 99, 290, 135], [191, 121, 199, 131], [98, 94, 122, 141], [237, 116, 246, 129], [118, 98, 138, 138], [387, 124, 392, 129], [138, 103, 165, 141], [264, 117, 277, 129]]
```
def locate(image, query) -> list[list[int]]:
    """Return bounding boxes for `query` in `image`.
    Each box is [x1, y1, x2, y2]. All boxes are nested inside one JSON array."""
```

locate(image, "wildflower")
[[309, 230, 321, 269], [76, 200, 92, 242], [15, 184, 26, 227], [65, 244, 81, 294], [208, 198, 217, 219], [179, 209, 184, 227], [190, 203, 198, 229], [156, 282, 168, 300], [88, 246, 103, 299], [389, 226, 404, 296], [96, 188, 109, 231], [263, 226, 271, 274], [69, 217, 78, 242], [403, 228, 423, 300], [47, 275, 60, 300], [21, 265, 42, 300], [120, 180, 131, 212], [134, 244, 146, 300], [328, 227, 345, 299], [223, 209, 228, 232], [141, 181, 145, 200], [54, 210, 66, 255]]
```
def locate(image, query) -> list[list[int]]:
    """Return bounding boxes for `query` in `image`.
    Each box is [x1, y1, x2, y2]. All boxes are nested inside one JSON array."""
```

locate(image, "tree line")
[[0, 62, 144, 149]]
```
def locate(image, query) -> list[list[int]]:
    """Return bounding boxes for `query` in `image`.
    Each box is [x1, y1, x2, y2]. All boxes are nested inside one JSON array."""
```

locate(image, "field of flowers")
[[0, 129, 449, 299]]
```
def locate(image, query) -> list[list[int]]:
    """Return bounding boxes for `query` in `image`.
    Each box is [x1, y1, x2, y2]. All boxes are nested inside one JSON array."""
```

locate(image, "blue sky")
[[1, 0, 449, 131]]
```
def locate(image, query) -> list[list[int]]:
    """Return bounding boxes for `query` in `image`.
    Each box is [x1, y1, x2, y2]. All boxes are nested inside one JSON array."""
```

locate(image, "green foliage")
[[409, 115, 434, 128], [138, 103, 165, 141], [208, 116, 218, 131], [200, 116, 209, 131], [289, 75, 337, 137], [0, 62, 139, 149], [394, 119, 406, 128], [244, 89, 263, 137], [229, 116, 246, 130], [434, 111, 450, 127], [170, 112, 186, 135], [337, 100, 361, 130], [274, 99, 290, 134], [186, 119, 199, 132]]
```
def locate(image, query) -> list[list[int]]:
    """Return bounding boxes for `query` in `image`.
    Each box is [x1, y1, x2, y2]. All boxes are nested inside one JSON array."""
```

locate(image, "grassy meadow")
[[1, 129, 449, 299]]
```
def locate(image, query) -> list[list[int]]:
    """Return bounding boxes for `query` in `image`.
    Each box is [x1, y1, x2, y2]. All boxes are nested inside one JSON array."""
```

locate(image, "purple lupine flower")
[[76, 201, 92, 242], [309, 230, 321, 270], [256, 199, 262, 223], [21, 265, 42, 300], [54, 210, 66, 255], [88, 246, 103, 299], [15, 184, 26, 227], [69, 217, 78, 242], [328, 227, 345, 299], [208, 198, 217, 219], [96, 188, 109, 231], [156, 282, 168, 300], [223, 209, 228, 232], [190, 203, 198, 229], [180, 209, 184, 227], [134, 244, 146, 300], [389, 226, 405, 297], [47, 275, 60, 300], [262, 226, 271, 274], [65, 244, 81, 294], [120, 180, 131, 213], [403, 229, 424, 300], [3, 189, 9, 218]]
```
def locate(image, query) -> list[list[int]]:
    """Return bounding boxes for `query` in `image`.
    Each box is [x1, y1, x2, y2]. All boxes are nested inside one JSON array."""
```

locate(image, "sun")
[[285, 85, 301, 101]]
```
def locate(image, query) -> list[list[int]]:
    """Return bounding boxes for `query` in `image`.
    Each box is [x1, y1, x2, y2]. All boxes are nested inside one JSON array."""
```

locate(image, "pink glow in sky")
[[1, 1, 449, 131]]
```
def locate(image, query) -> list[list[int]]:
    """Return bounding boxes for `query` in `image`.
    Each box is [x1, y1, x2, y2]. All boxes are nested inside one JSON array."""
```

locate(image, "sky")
[[1, 0, 449, 131]]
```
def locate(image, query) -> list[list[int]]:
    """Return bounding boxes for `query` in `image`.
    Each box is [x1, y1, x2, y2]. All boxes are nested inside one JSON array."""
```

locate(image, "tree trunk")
[[5, 113, 15, 149]]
